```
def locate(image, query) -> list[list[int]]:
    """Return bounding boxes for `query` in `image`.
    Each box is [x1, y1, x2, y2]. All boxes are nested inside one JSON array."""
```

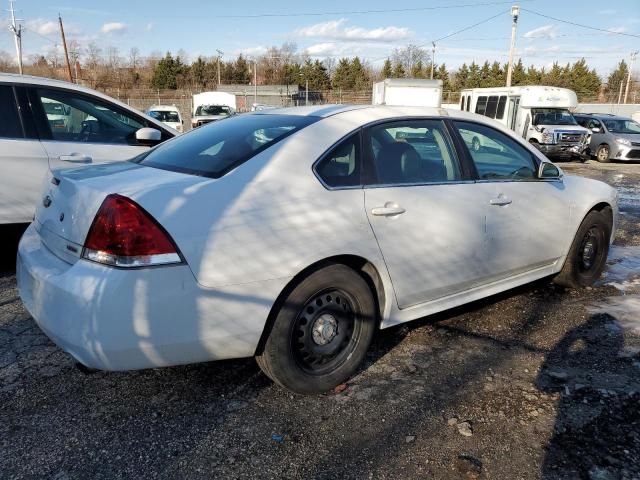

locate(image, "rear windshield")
[[137, 113, 318, 178], [195, 105, 232, 116]]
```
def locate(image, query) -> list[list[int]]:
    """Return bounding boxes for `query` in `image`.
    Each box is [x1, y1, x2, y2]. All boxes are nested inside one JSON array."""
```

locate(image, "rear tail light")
[[82, 194, 182, 268]]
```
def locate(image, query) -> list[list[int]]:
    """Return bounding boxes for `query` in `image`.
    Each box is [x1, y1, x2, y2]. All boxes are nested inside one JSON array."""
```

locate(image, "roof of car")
[[575, 112, 631, 120], [255, 104, 375, 117]]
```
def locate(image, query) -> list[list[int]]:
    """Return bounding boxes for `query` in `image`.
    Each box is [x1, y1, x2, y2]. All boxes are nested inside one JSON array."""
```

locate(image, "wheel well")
[[589, 202, 613, 232], [253, 255, 386, 356]]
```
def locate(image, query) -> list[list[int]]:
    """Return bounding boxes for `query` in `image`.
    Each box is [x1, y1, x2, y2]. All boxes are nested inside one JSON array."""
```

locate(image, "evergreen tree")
[[526, 64, 542, 84], [570, 58, 601, 101], [190, 56, 207, 88], [606, 60, 628, 96], [151, 52, 185, 89], [381, 58, 392, 79], [392, 61, 405, 78], [453, 63, 470, 90], [467, 62, 481, 88], [489, 61, 504, 86], [350, 57, 370, 90], [332, 58, 353, 89], [479, 61, 491, 87], [411, 60, 425, 79], [434, 64, 450, 92], [512, 59, 526, 85]]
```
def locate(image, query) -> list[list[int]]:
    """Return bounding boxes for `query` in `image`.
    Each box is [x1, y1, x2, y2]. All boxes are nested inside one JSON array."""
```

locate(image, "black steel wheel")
[[554, 209, 611, 288], [256, 264, 376, 394]]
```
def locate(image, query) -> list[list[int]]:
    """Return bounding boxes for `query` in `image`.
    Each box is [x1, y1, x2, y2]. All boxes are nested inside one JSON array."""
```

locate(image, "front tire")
[[554, 210, 611, 288], [256, 264, 376, 394], [596, 144, 610, 163]]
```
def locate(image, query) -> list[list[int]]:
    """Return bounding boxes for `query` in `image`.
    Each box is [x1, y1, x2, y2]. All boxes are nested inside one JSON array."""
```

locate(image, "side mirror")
[[538, 162, 562, 180], [135, 127, 162, 146], [591, 127, 601, 133]]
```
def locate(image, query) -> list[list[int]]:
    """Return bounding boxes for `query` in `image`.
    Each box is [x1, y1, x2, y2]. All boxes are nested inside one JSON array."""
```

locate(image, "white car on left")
[[0, 74, 177, 226], [147, 104, 184, 133]]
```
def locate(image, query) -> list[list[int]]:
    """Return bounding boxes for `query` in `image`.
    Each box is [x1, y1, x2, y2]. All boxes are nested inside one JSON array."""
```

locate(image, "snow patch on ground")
[[600, 245, 640, 290], [590, 245, 640, 333]]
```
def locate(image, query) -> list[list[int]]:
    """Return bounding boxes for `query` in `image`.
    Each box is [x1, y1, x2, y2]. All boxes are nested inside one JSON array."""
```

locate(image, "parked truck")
[[372, 79, 443, 108], [459, 86, 590, 160], [192, 92, 237, 128]]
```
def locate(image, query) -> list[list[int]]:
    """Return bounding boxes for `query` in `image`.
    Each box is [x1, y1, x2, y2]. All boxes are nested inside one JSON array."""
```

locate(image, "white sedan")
[[17, 105, 617, 394]]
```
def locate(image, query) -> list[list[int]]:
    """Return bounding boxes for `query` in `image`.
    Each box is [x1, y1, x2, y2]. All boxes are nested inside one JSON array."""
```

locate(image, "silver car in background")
[[575, 113, 640, 162]]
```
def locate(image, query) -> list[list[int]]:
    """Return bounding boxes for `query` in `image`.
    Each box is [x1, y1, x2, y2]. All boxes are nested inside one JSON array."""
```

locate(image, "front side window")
[[138, 113, 318, 178], [315, 133, 360, 188], [0, 85, 23, 138], [367, 119, 460, 185], [475, 96, 488, 116], [454, 120, 537, 180], [34, 88, 147, 144]]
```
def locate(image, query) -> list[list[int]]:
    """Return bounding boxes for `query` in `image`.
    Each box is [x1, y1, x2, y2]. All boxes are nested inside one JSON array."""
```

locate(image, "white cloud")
[[146, 23, 154, 32], [100, 22, 127, 34], [607, 26, 627, 33], [233, 45, 268, 57], [26, 19, 59, 36], [523, 25, 558, 39], [295, 19, 412, 42], [598, 9, 617, 15]]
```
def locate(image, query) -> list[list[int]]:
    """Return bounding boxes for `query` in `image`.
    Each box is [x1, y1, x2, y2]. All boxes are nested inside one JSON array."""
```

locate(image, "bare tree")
[[392, 44, 429, 78], [129, 47, 140, 69], [86, 42, 103, 69]]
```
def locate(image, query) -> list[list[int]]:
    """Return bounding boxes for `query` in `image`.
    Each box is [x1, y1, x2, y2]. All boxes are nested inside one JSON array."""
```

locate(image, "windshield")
[[137, 113, 318, 178], [603, 119, 640, 134], [531, 108, 578, 126], [149, 110, 180, 123], [195, 105, 232, 116], [43, 102, 69, 116]]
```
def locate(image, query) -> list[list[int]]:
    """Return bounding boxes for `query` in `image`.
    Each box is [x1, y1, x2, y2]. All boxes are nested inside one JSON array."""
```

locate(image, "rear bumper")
[[17, 223, 284, 371]]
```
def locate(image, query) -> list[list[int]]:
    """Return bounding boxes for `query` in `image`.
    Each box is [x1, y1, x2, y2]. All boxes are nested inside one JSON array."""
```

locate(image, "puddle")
[[612, 183, 640, 214]]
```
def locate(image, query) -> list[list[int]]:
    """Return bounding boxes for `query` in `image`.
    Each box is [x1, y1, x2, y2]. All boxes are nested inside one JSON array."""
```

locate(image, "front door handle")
[[371, 205, 406, 216], [59, 154, 92, 163], [489, 196, 512, 206]]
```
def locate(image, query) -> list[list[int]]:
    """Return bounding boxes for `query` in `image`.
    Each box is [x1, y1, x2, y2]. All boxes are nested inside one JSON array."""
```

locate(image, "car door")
[[452, 120, 570, 281], [0, 84, 49, 224], [28, 86, 166, 171], [363, 119, 488, 309]]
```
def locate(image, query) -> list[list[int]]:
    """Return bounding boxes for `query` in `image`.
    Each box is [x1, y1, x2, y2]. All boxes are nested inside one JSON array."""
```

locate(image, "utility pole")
[[430, 42, 435, 80], [8, 0, 23, 74], [623, 51, 638, 104], [58, 14, 73, 82], [216, 49, 223, 87], [253, 59, 258, 106], [505, 5, 520, 88], [305, 78, 309, 106]]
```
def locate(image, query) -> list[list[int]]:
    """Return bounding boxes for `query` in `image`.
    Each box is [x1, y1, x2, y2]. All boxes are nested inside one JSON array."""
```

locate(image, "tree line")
[[0, 42, 634, 102]]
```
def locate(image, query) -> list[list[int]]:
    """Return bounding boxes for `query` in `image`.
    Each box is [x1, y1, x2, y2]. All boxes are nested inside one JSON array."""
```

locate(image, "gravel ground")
[[1, 160, 640, 480]]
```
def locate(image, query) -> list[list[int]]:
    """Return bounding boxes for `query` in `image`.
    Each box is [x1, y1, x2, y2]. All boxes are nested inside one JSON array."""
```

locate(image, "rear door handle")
[[489, 196, 512, 206], [59, 154, 92, 163], [371, 205, 406, 216]]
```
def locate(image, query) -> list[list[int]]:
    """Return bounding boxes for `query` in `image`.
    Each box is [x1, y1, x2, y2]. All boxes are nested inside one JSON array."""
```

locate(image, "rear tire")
[[256, 264, 376, 394], [554, 210, 611, 288], [596, 144, 610, 163]]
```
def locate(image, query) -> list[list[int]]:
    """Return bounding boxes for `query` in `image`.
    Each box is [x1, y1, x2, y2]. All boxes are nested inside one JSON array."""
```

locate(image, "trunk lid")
[[35, 161, 210, 264]]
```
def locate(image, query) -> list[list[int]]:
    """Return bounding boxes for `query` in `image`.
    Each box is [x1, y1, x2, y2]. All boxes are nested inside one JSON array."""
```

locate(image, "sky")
[[1, 0, 639, 76]]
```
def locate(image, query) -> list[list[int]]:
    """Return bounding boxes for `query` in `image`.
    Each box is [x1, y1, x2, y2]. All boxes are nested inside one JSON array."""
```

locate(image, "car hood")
[[539, 124, 589, 133]]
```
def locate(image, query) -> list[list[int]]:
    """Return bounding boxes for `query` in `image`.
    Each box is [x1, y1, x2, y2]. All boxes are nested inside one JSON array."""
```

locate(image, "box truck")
[[372, 79, 443, 108], [192, 92, 237, 128]]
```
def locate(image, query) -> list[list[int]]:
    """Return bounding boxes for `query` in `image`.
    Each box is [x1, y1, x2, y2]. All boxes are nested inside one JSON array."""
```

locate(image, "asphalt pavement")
[[1, 160, 639, 479]]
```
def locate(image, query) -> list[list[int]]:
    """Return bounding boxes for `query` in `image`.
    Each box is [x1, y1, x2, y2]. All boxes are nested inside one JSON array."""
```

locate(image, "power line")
[[366, 9, 509, 64], [162, 1, 533, 19], [521, 8, 640, 39]]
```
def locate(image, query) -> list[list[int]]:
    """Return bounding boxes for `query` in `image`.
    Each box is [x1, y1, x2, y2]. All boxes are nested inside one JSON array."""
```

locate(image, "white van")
[[459, 86, 590, 160], [192, 92, 237, 128], [147, 105, 184, 133]]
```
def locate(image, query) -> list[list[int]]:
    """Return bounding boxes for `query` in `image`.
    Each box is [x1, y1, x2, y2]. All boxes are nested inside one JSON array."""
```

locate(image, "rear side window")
[[315, 132, 361, 188], [0, 85, 23, 138], [138, 114, 318, 178]]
